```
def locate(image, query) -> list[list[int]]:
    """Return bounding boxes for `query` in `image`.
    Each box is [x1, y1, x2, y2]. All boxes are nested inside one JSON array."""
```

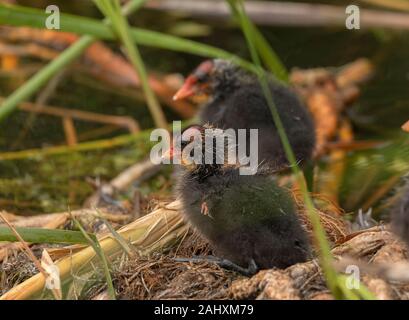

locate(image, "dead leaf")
[[41, 249, 62, 300]]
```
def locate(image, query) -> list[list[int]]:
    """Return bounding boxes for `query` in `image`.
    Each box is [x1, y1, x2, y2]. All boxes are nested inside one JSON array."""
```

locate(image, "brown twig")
[[111, 159, 161, 192], [146, 0, 409, 29], [358, 0, 409, 12], [0, 26, 196, 118], [84, 158, 161, 209], [0, 41, 59, 60], [0, 98, 140, 136], [61, 118, 76, 146]]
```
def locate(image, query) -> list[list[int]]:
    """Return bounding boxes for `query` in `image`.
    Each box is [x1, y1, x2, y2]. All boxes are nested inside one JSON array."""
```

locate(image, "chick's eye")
[[196, 71, 209, 83]]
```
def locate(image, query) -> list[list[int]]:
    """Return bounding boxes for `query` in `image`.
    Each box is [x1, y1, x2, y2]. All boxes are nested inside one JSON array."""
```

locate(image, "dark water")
[[1, 0, 409, 213]]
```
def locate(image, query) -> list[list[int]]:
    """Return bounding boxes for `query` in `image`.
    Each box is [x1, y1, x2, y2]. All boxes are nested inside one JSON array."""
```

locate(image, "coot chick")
[[174, 59, 316, 171], [172, 125, 311, 274]]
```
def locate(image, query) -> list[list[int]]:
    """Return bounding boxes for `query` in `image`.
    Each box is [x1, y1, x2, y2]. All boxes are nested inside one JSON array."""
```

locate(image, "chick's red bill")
[[402, 120, 409, 133]]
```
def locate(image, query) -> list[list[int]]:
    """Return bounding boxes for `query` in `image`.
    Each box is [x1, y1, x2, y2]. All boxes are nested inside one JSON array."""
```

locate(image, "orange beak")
[[173, 60, 215, 101], [402, 120, 409, 133], [173, 76, 197, 101]]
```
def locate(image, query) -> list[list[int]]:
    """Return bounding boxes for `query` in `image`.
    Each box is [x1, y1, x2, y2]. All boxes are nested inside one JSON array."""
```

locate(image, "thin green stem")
[[230, 0, 376, 300], [0, 36, 94, 122], [226, 0, 341, 298], [94, 0, 167, 128], [227, 1, 288, 82], [73, 216, 116, 300], [95, 208, 136, 257]]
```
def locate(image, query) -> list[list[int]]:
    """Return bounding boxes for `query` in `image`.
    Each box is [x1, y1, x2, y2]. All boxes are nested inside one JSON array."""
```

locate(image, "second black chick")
[[174, 59, 316, 171], [172, 125, 311, 274]]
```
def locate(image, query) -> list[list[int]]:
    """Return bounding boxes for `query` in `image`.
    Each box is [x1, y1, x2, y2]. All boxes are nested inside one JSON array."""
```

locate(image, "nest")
[[231, 227, 409, 300], [2, 198, 409, 300], [95, 194, 346, 300], [293, 190, 348, 244], [107, 231, 237, 300], [108, 226, 409, 300], [0, 250, 37, 296], [100, 200, 409, 300]]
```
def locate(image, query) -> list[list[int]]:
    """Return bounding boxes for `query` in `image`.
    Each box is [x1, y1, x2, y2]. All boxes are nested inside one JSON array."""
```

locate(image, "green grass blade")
[[94, 207, 135, 257], [337, 275, 377, 300], [94, 0, 167, 128], [73, 217, 116, 300], [226, 0, 345, 299], [226, 2, 288, 82], [253, 29, 289, 82], [0, 226, 93, 244], [354, 284, 377, 300], [0, 35, 94, 122]]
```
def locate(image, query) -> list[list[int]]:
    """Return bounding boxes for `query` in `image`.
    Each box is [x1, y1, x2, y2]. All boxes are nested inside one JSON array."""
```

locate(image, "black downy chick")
[[173, 59, 316, 171], [172, 125, 311, 275]]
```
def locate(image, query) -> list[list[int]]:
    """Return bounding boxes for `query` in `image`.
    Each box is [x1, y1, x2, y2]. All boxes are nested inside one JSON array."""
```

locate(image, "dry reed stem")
[[0, 200, 186, 300]]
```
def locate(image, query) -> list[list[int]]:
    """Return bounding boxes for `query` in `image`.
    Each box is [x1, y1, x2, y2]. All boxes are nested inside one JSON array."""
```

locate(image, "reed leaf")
[[226, 1, 288, 82], [73, 216, 116, 300], [0, 227, 92, 244], [94, 0, 167, 129]]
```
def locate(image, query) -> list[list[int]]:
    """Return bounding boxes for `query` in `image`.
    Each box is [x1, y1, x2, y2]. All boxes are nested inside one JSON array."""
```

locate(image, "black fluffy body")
[[177, 164, 311, 270], [200, 60, 316, 170]]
